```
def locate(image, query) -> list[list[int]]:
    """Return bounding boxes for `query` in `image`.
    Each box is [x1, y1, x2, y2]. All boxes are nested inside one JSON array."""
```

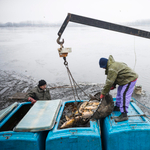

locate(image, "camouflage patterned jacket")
[[25, 86, 51, 100], [101, 55, 138, 95]]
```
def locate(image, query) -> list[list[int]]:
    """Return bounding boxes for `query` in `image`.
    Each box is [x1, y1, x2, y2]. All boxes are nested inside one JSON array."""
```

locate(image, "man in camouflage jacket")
[[99, 55, 138, 122], [25, 80, 51, 104]]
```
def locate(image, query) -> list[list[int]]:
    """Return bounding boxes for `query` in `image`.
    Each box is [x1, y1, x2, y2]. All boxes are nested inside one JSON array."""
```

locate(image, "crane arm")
[[57, 13, 150, 39]]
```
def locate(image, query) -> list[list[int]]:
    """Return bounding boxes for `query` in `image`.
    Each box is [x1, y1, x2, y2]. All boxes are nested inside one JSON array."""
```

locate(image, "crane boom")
[[58, 13, 150, 39]]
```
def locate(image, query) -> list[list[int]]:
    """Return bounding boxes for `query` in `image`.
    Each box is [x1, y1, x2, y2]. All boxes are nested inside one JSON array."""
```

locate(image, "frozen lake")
[[0, 25, 150, 92]]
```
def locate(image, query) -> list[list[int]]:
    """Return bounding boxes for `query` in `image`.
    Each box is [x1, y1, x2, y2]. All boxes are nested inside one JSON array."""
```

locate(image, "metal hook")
[[57, 36, 64, 45]]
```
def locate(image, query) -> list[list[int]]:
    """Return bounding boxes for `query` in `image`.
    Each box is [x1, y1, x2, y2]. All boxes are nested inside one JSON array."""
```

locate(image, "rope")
[[131, 98, 150, 119], [63, 57, 90, 100], [67, 66, 77, 100], [133, 37, 137, 71], [132, 98, 150, 110], [67, 66, 90, 98], [63, 58, 80, 100], [66, 65, 80, 100]]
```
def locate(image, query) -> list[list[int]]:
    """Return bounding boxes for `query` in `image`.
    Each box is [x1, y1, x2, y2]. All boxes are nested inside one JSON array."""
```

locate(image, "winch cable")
[[63, 57, 80, 101], [66, 64, 88, 99], [67, 67, 80, 100], [63, 57, 91, 101], [67, 65, 77, 101]]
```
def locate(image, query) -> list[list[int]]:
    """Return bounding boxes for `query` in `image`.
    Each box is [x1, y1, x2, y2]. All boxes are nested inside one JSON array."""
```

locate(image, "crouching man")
[[25, 80, 51, 104]]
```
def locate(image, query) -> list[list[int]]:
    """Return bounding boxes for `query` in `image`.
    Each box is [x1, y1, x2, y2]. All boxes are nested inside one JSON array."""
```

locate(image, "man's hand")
[[28, 97, 36, 104], [100, 94, 105, 99], [110, 87, 115, 90]]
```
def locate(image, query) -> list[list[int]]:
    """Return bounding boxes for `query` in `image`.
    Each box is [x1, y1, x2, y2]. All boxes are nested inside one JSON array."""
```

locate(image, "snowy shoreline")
[[0, 69, 104, 109], [0, 69, 150, 118]]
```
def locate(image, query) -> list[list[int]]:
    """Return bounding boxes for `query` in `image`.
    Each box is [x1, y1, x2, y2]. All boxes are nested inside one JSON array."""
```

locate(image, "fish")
[[60, 116, 82, 129], [60, 93, 114, 128], [78, 101, 88, 113], [88, 101, 100, 106], [84, 105, 98, 110], [60, 101, 100, 129], [78, 101, 99, 112], [82, 110, 94, 118], [65, 115, 70, 121], [60, 118, 75, 129]]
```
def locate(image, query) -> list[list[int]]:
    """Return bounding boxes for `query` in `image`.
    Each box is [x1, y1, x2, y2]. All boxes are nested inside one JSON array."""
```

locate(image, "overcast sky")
[[0, 0, 150, 24]]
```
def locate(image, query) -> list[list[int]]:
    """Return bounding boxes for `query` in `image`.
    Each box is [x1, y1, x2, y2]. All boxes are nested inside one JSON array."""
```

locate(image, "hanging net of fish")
[[58, 92, 114, 129]]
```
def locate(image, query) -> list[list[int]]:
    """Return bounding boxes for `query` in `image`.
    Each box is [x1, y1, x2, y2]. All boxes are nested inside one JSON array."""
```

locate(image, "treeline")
[[1, 20, 150, 27], [0, 21, 83, 27], [126, 20, 150, 26], [0, 21, 60, 27]]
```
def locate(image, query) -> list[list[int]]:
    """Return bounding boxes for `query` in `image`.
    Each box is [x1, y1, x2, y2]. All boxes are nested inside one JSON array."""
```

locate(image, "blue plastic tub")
[[0, 100, 62, 150], [46, 100, 102, 150], [0, 102, 48, 150], [101, 98, 150, 150]]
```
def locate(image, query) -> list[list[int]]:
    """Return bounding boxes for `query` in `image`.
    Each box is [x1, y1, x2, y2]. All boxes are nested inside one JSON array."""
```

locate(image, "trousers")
[[116, 80, 137, 113]]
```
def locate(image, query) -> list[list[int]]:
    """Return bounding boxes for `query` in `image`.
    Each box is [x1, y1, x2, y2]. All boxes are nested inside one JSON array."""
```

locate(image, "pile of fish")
[[60, 92, 114, 129], [60, 100, 100, 129]]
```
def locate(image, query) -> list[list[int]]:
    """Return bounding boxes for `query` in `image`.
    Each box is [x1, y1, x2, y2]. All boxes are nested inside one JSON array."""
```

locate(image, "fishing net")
[[91, 92, 114, 119]]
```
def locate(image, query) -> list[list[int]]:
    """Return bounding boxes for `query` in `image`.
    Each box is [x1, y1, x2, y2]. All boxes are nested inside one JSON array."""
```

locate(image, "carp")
[[84, 105, 98, 110], [78, 101, 88, 113], [60, 118, 75, 129], [82, 110, 94, 118], [78, 101, 99, 113], [60, 93, 114, 129], [60, 116, 82, 129], [60, 101, 100, 129]]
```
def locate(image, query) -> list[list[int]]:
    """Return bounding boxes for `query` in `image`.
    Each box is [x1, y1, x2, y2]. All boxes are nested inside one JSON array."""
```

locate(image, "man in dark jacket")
[[99, 55, 138, 122], [25, 80, 51, 104]]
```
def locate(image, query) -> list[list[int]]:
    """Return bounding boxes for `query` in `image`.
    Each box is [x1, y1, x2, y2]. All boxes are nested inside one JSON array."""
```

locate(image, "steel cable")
[[63, 58, 90, 100]]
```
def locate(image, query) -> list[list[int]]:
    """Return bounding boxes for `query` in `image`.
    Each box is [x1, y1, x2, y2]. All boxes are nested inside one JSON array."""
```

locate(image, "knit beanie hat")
[[38, 80, 46, 86], [99, 58, 108, 69]]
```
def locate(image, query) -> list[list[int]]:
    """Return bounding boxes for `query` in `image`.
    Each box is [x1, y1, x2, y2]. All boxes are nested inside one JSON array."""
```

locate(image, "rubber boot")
[[113, 106, 120, 111], [115, 113, 128, 122]]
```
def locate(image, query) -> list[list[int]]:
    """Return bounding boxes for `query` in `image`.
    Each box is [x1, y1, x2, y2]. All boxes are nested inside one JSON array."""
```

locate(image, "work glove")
[[100, 94, 105, 99], [28, 97, 36, 104], [110, 83, 116, 90], [110, 87, 115, 90]]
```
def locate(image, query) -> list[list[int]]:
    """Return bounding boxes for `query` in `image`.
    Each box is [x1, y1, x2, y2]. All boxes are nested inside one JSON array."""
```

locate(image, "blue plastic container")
[[0, 100, 62, 150], [0, 102, 47, 150], [46, 100, 102, 150], [101, 98, 150, 150]]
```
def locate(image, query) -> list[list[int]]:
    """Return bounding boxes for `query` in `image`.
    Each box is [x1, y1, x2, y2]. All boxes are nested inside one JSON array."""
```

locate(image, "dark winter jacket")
[[25, 86, 51, 100], [101, 55, 138, 95]]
